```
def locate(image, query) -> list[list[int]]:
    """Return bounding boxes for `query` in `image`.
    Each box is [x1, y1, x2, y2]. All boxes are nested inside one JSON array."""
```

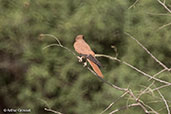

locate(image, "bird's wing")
[[74, 40, 95, 55], [86, 54, 102, 68]]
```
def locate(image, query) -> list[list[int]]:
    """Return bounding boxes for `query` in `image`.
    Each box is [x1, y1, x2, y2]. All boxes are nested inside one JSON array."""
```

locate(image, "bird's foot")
[[77, 56, 83, 62], [77, 56, 87, 67], [83, 62, 87, 67]]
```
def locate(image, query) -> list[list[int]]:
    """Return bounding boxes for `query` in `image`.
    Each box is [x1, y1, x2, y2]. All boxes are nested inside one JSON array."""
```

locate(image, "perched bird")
[[73, 35, 104, 78]]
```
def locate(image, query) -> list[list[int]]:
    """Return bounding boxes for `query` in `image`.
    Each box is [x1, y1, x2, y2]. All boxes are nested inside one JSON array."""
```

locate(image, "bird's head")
[[75, 35, 84, 41]]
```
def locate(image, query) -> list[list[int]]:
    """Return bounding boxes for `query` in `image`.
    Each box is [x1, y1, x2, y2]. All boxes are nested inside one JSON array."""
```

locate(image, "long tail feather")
[[87, 59, 104, 78]]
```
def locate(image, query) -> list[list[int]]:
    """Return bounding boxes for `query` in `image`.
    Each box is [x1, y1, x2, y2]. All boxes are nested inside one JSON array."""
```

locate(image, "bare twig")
[[147, 100, 163, 104], [128, 0, 140, 9], [95, 54, 118, 61], [96, 54, 171, 85], [127, 90, 152, 113], [40, 34, 62, 46], [139, 100, 159, 114], [122, 60, 170, 85], [109, 103, 143, 114], [43, 44, 61, 50], [138, 103, 150, 114], [111, 45, 119, 58], [41, 34, 77, 56], [88, 64, 154, 113], [143, 84, 171, 95], [157, 0, 171, 13], [152, 84, 171, 92], [100, 91, 128, 114], [148, 69, 167, 81], [44, 108, 63, 114], [125, 32, 169, 70], [137, 81, 155, 100], [87, 67, 127, 91], [157, 22, 171, 31], [158, 106, 171, 112], [157, 90, 170, 114]]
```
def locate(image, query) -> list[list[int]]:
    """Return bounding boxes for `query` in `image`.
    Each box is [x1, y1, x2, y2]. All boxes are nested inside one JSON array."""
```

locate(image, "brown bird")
[[73, 35, 104, 78]]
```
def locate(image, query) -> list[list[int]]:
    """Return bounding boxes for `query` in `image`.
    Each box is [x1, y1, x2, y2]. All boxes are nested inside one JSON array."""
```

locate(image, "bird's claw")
[[77, 56, 83, 62], [77, 56, 87, 67], [83, 62, 87, 67]]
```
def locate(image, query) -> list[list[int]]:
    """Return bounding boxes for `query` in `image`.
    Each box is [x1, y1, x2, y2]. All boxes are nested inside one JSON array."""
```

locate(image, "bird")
[[73, 35, 104, 78]]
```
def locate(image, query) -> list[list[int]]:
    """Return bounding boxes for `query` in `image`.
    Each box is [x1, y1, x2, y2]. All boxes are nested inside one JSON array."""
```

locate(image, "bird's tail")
[[87, 59, 104, 78]]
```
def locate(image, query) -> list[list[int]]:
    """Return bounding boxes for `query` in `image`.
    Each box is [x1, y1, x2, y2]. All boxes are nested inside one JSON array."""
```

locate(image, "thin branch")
[[158, 106, 171, 112], [147, 100, 164, 104], [157, 90, 170, 114], [109, 103, 142, 114], [128, 0, 140, 9], [44, 108, 63, 114], [88, 65, 154, 114], [40, 34, 62, 46], [43, 44, 61, 50], [96, 51, 170, 114], [143, 84, 171, 95], [137, 81, 155, 100], [127, 90, 151, 113], [163, 0, 166, 4], [138, 103, 150, 114], [111, 45, 119, 58], [125, 32, 169, 70], [95, 54, 118, 61], [157, 22, 171, 31], [87, 67, 127, 91], [157, 0, 171, 13], [148, 69, 167, 81], [139, 100, 159, 114], [96, 54, 171, 85], [122, 60, 170, 85], [152, 84, 171, 92], [42, 34, 77, 56], [100, 91, 128, 114], [169, 68, 171, 72]]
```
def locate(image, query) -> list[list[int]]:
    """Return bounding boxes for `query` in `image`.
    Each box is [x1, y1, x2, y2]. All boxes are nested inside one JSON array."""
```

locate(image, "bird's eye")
[[82, 35, 85, 39]]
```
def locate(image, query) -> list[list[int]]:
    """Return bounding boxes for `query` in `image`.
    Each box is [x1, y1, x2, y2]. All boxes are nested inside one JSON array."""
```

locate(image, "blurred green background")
[[0, 0, 171, 114]]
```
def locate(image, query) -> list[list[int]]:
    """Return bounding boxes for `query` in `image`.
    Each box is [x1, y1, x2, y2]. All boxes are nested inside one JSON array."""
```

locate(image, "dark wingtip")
[[87, 55, 102, 68]]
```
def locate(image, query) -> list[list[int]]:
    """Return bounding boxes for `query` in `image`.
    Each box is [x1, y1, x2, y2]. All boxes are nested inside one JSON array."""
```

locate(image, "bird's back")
[[74, 40, 95, 56]]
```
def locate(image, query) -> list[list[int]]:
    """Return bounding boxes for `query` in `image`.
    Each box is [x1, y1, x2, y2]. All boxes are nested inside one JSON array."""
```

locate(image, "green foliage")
[[0, 0, 170, 114]]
